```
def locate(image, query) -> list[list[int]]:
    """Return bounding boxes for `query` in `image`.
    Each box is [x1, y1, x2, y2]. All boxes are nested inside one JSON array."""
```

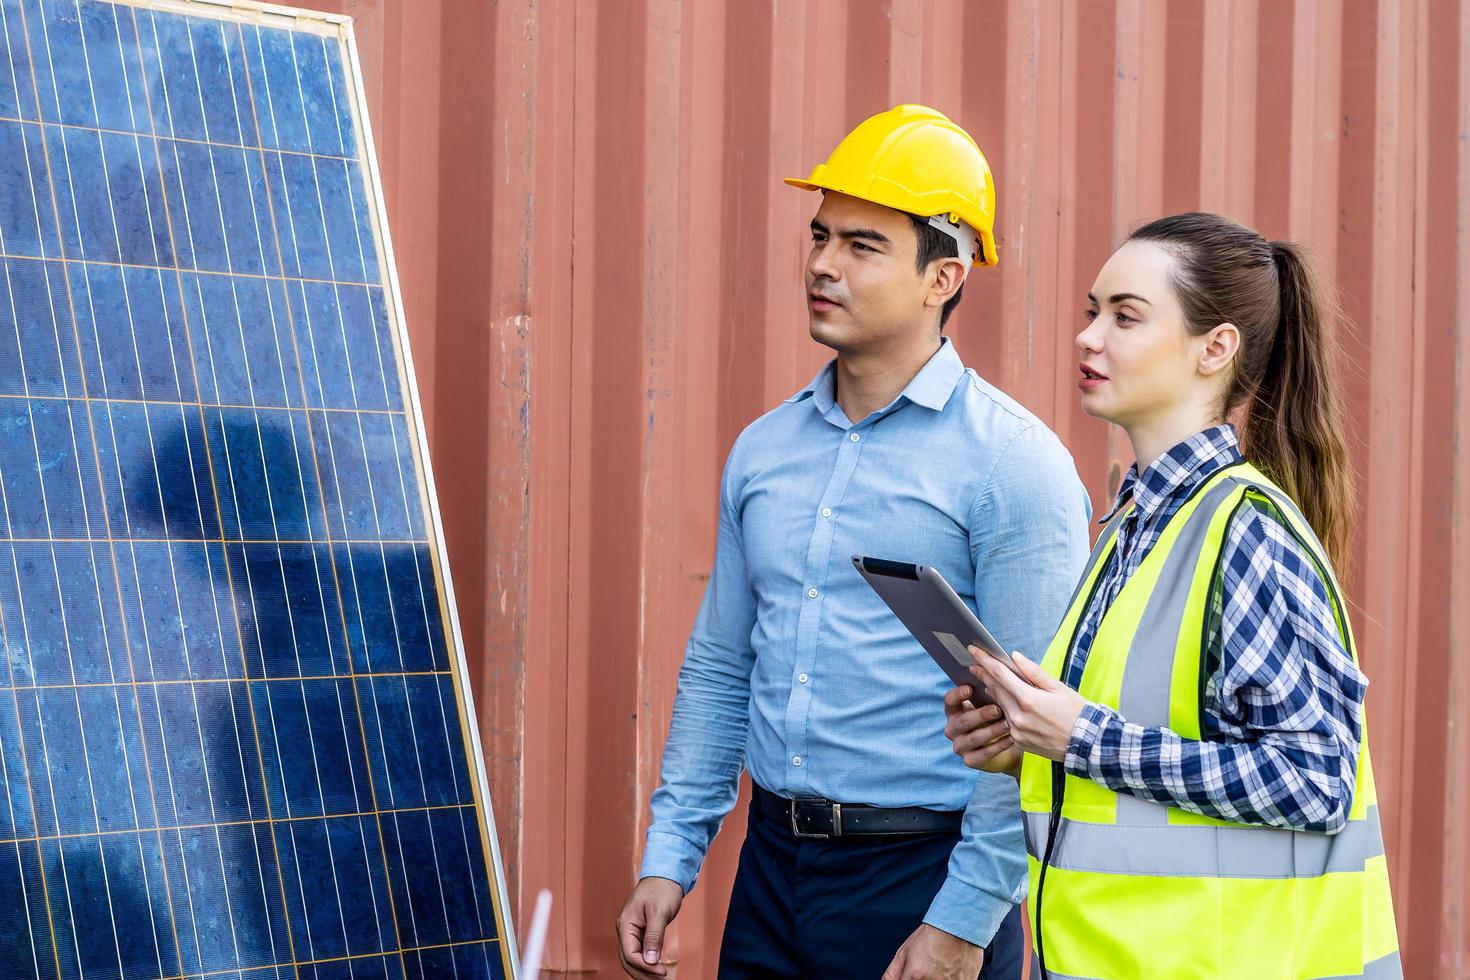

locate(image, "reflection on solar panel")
[[0, 0, 515, 977]]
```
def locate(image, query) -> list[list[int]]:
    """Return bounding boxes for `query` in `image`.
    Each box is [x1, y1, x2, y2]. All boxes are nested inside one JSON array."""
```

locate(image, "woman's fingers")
[[1009, 651, 1062, 691], [968, 658, 1022, 716], [971, 647, 1032, 698]]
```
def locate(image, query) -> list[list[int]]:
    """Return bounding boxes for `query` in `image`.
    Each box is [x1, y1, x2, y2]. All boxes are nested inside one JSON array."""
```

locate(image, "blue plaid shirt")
[[1062, 425, 1366, 833]]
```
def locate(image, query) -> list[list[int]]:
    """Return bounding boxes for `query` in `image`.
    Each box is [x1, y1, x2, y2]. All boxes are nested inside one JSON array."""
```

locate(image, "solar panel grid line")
[[0, 662, 454, 688], [171, 20, 366, 971], [272, 31, 472, 969], [111, 0, 348, 33], [0, 797, 479, 849], [0, 0, 513, 976], [76, 22, 225, 975], [0, 550, 44, 980], [71, 9, 270, 974], [0, 495, 66, 974], [0, 247, 393, 291], [0, 5, 94, 975], [217, 7, 396, 969], [0, 109, 358, 160], [141, 933, 501, 980], [165, 7, 402, 974], [308, 32, 491, 969], [3, 9, 148, 974], [333, 9, 518, 974], [91, 5, 286, 975], [0, 12, 77, 973], [22, 1, 246, 975], [235, 12, 418, 974], [0, 387, 417, 423], [295, 42, 485, 969]]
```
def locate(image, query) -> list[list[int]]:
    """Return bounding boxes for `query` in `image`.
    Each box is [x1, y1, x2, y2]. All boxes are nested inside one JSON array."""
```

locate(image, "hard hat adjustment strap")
[[925, 213, 981, 281]]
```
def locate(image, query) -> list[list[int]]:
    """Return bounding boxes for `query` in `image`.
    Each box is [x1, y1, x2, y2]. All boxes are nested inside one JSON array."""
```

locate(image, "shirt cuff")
[[638, 830, 701, 895], [922, 875, 1017, 949], [1064, 701, 1115, 778]]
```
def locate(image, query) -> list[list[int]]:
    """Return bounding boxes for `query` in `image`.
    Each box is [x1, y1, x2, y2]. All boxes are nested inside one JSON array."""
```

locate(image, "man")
[[615, 105, 1091, 979]]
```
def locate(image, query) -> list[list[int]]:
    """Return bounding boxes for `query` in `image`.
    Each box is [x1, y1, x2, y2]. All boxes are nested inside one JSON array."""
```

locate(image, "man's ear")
[[925, 257, 967, 309]]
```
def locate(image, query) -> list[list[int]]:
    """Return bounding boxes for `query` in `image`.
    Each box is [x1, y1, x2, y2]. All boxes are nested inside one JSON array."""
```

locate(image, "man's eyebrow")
[[809, 220, 891, 245], [843, 227, 891, 245]]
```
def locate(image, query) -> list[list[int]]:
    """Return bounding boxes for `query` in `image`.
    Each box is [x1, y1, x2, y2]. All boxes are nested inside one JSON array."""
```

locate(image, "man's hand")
[[615, 877, 684, 979], [883, 923, 985, 980], [944, 685, 1022, 777]]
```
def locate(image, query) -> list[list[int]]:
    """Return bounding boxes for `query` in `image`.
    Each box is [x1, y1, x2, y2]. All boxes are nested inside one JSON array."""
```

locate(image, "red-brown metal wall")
[[294, 1, 1468, 976]]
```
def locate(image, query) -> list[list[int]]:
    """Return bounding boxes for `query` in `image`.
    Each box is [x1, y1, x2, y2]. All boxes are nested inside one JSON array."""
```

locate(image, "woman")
[[946, 213, 1399, 979]]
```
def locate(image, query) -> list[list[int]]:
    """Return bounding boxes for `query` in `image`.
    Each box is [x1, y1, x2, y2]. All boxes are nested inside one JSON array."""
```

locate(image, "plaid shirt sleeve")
[[1063, 501, 1367, 833]]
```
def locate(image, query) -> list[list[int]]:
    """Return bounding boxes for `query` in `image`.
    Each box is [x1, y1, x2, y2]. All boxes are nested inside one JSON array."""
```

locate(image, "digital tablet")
[[852, 555, 1030, 706]]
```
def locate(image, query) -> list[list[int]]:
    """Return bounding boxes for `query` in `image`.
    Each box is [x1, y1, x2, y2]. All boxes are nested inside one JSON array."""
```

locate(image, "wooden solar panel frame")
[[32, 0, 523, 974]]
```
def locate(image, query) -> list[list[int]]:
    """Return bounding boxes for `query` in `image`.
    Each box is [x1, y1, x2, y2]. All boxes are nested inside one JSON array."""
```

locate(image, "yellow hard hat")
[[785, 104, 999, 268]]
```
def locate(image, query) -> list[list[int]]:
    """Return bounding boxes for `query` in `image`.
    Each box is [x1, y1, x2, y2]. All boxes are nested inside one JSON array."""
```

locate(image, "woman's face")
[[1075, 240, 1218, 430]]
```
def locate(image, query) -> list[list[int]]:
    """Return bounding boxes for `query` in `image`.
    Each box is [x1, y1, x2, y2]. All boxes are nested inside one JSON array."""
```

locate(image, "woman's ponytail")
[[1128, 214, 1355, 569], [1245, 243, 1354, 569]]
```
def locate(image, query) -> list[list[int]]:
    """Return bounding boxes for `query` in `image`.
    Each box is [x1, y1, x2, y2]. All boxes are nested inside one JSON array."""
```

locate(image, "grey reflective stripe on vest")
[[1031, 949, 1402, 980], [1022, 805, 1386, 877], [1231, 478, 1335, 576], [1061, 504, 1132, 614], [1115, 477, 1241, 825], [1332, 951, 1404, 979], [1117, 477, 1243, 728]]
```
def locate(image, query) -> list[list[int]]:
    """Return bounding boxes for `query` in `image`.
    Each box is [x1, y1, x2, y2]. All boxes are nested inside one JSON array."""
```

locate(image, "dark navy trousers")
[[717, 792, 1026, 979]]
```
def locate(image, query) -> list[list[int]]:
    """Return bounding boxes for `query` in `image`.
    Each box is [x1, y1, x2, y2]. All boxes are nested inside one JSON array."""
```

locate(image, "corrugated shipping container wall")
[[294, 0, 1468, 975]]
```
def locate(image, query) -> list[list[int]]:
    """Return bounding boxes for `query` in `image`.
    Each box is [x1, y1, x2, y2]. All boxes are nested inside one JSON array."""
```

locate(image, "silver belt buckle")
[[789, 798, 842, 839]]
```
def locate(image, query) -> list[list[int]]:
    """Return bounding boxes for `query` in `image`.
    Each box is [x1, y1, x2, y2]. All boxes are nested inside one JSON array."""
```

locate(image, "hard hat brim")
[[783, 175, 998, 266], [784, 174, 952, 224], [783, 177, 823, 191]]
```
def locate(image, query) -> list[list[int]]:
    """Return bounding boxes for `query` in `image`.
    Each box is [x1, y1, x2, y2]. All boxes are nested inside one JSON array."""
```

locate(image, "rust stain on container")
[[298, 0, 1469, 975]]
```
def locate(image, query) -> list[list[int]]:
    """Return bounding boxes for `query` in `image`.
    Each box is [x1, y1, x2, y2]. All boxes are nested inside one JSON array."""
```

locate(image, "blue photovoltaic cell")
[[0, 1, 510, 978]]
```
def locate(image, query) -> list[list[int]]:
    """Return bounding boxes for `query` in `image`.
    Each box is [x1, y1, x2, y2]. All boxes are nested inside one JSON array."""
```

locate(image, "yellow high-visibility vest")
[[1019, 462, 1399, 979]]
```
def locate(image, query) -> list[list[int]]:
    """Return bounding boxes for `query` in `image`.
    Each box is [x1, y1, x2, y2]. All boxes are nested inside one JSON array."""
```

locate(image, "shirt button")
[[807, 588, 818, 599], [849, 432, 860, 442], [798, 673, 809, 684], [792, 756, 803, 767], [821, 507, 832, 519]]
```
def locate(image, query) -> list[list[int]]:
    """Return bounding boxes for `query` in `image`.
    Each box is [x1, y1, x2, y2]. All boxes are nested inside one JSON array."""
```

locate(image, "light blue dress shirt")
[[640, 339, 1091, 946]]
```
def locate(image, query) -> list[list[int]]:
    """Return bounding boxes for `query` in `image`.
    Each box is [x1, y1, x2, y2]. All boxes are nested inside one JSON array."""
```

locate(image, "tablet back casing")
[[852, 556, 1010, 705]]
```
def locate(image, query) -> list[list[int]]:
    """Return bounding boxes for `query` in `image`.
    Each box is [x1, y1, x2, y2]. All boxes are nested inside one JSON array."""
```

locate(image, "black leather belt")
[[753, 783, 963, 839]]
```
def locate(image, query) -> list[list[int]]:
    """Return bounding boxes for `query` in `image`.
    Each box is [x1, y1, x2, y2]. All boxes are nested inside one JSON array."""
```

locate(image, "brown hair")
[[1127, 212, 1354, 569]]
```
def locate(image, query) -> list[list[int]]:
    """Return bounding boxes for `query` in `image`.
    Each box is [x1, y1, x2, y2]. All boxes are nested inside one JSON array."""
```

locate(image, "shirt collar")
[[901, 338, 967, 411], [785, 338, 967, 419], [1099, 424, 1243, 524]]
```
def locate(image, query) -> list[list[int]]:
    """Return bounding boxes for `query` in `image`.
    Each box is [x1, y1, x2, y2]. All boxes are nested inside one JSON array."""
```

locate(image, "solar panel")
[[0, 1, 516, 977]]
